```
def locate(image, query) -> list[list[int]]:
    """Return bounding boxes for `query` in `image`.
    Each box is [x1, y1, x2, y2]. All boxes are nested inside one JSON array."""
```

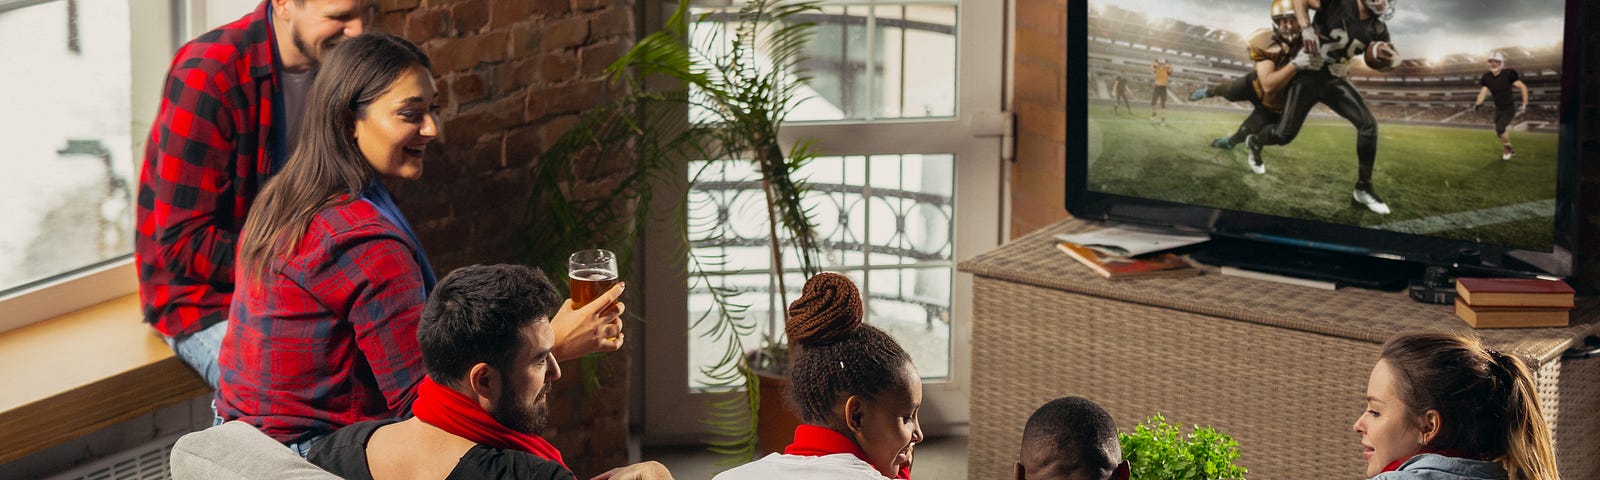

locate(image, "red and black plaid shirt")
[[217, 199, 426, 445], [135, 1, 279, 338]]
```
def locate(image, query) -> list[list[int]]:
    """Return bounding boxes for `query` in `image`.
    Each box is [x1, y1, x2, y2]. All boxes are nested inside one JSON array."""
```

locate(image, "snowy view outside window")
[[0, 0, 136, 293], [685, 2, 958, 389]]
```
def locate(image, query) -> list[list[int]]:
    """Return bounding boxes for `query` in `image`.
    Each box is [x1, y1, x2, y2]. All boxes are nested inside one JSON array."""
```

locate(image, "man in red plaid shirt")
[[135, 0, 367, 387]]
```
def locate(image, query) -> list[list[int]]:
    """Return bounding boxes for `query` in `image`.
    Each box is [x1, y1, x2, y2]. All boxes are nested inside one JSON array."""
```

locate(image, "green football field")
[[1086, 104, 1559, 250]]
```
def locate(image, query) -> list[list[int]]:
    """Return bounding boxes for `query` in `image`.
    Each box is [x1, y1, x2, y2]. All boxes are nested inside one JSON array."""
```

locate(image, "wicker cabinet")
[[958, 219, 1600, 480]]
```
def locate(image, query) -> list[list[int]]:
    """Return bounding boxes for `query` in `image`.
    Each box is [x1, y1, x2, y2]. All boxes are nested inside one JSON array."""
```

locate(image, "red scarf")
[[1381, 449, 1471, 473], [785, 424, 911, 479], [412, 376, 568, 470]]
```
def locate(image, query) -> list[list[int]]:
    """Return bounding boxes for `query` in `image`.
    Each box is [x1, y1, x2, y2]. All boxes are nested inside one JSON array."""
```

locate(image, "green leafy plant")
[[1119, 414, 1248, 480], [524, 0, 824, 465]]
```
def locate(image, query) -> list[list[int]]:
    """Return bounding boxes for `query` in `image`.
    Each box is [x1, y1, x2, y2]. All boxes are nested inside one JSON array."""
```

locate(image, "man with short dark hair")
[[307, 264, 670, 480], [1016, 397, 1130, 480]]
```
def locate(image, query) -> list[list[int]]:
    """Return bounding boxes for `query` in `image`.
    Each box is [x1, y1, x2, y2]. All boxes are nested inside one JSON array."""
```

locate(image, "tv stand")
[[1190, 237, 1423, 291], [958, 218, 1600, 479]]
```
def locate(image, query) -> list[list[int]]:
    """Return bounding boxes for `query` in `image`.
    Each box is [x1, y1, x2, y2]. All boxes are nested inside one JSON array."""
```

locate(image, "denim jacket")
[[1372, 453, 1507, 480]]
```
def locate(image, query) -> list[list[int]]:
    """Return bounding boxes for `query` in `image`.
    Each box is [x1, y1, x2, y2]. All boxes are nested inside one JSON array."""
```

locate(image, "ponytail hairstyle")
[[238, 32, 432, 282], [784, 272, 915, 426], [1379, 331, 1559, 480]]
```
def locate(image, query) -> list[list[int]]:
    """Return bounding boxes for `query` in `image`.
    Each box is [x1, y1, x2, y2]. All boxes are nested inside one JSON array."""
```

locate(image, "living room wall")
[[374, 0, 636, 476], [1010, 0, 1600, 288]]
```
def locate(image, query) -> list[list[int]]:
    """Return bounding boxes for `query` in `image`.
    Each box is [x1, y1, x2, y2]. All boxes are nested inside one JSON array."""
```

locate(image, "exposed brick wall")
[[1011, 2, 1598, 287], [1010, 0, 1069, 239], [373, 0, 636, 476]]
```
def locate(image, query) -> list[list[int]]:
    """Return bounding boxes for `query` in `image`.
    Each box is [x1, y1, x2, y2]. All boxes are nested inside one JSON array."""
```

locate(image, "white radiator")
[[43, 433, 183, 480]]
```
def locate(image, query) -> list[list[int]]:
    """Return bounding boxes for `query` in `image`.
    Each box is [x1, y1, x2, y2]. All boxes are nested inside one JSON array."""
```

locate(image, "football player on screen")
[[1189, 0, 1315, 174], [1112, 74, 1135, 115], [1243, 0, 1399, 214], [1473, 51, 1530, 161], [1151, 58, 1174, 126]]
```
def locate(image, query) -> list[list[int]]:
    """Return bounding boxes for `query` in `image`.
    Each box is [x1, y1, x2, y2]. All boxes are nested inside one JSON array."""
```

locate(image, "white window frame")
[[0, 0, 192, 334]]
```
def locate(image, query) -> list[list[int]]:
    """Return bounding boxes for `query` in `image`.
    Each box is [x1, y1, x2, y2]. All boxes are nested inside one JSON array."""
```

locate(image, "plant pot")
[[755, 369, 803, 455]]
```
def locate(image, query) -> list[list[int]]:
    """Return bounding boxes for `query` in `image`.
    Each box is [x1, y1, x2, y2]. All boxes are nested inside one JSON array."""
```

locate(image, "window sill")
[[0, 294, 211, 465]]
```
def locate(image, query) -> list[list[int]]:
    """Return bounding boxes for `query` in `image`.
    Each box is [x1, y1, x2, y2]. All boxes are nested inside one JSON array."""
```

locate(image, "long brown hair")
[[1379, 331, 1559, 480], [238, 33, 431, 281]]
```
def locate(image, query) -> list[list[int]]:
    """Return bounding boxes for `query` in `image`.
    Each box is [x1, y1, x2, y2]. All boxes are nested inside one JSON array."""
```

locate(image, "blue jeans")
[[287, 434, 325, 458], [164, 320, 227, 389]]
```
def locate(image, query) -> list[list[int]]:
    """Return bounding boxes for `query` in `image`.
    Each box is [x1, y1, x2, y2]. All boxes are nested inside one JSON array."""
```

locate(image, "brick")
[[450, 95, 526, 143], [405, 8, 449, 40], [451, 0, 489, 34], [504, 124, 543, 166], [539, 51, 579, 84], [377, 0, 419, 12], [375, 11, 406, 35], [537, 114, 582, 150], [427, 35, 481, 73], [588, 5, 633, 40], [525, 79, 605, 119], [451, 71, 488, 104], [543, 14, 591, 50], [416, 141, 464, 185], [491, 0, 536, 29], [578, 39, 629, 78], [511, 25, 543, 58], [573, 0, 609, 12], [474, 30, 509, 64], [461, 135, 504, 173], [535, 0, 570, 16]]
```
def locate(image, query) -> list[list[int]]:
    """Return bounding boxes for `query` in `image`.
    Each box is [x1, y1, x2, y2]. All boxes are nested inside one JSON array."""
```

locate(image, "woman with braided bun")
[[1357, 331, 1559, 480], [714, 272, 924, 480]]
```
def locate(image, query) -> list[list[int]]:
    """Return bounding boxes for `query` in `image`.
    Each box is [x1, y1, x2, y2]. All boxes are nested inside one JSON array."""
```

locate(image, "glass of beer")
[[568, 249, 618, 309]]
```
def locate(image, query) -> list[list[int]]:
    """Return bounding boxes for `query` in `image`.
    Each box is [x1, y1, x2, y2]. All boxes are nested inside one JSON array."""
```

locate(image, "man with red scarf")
[[306, 264, 671, 480]]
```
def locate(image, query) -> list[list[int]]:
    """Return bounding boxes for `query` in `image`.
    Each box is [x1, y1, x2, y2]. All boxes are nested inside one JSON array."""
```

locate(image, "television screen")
[[1069, 0, 1582, 276]]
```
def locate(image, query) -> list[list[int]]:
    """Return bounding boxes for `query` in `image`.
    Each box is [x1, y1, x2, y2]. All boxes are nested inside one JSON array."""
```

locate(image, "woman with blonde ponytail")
[[1356, 331, 1559, 480]]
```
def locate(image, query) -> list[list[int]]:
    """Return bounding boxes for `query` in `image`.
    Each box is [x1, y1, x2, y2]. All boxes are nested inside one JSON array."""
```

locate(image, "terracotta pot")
[[755, 369, 803, 455]]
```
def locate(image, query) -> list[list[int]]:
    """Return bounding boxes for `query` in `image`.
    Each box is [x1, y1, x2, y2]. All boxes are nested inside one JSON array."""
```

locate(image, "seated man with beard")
[[308, 264, 671, 480]]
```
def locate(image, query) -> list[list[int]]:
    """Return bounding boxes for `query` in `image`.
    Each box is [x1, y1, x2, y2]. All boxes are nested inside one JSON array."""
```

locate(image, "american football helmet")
[[1270, 0, 1301, 43], [1365, 0, 1395, 22]]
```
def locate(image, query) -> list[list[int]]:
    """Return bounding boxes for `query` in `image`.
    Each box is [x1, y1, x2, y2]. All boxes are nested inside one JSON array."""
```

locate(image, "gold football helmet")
[[1270, 0, 1301, 43]]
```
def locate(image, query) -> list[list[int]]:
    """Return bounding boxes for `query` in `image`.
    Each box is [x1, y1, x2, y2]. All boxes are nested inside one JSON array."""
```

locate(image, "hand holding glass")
[[569, 249, 619, 309]]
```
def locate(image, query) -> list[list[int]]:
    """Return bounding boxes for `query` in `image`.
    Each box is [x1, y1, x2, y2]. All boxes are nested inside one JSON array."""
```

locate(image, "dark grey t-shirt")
[[307, 419, 574, 480]]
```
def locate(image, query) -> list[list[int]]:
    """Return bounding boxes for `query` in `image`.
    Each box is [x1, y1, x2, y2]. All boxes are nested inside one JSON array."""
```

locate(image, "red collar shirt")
[[217, 199, 426, 444], [135, 0, 280, 337]]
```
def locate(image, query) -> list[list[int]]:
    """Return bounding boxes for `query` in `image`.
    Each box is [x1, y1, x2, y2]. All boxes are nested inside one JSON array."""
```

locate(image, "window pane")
[[687, 154, 954, 388], [0, 0, 135, 292], [689, 1, 957, 123]]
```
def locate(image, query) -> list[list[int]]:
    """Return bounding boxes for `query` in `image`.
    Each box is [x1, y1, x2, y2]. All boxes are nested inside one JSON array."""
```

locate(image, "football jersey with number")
[[1310, 0, 1390, 68]]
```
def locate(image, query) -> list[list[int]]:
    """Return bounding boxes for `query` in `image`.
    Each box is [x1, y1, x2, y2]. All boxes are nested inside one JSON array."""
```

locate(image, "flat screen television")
[[1066, 0, 1588, 279]]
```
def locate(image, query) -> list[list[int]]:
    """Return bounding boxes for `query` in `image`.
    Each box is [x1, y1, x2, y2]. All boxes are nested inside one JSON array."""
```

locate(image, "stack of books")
[[1453, 278, 1574, 328]]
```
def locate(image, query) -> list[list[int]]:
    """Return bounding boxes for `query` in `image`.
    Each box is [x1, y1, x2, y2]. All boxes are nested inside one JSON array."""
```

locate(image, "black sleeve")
[[1479, 73, 1489, 88], [1507, 69, 1520, 83], [459, 448, 577, 480], [306, 421, 390, 480]]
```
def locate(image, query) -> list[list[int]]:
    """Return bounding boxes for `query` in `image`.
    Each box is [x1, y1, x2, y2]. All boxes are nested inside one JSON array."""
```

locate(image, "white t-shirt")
[[713, 453, 893, 480]]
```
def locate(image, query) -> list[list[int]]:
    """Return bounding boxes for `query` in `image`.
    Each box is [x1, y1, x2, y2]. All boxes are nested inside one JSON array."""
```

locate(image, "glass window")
[[0, 0, 136, 294], [688, 1, 957, 122], [687, 154, 955, 388]]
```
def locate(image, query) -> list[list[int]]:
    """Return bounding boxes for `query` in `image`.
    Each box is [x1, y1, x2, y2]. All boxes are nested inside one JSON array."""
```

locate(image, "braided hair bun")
[[785, 272, 863, 347]]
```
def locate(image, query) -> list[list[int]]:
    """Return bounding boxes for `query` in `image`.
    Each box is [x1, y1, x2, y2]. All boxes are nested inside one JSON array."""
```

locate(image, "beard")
[[490, 373, 552, 435], [292, 29, 341, 69]]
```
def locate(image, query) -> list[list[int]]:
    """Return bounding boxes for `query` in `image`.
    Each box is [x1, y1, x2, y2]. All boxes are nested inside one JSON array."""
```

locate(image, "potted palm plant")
[[526, 0, 825, 464]]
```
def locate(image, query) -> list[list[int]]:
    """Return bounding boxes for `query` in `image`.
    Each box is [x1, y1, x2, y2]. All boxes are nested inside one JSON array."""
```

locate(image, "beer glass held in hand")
[[569, 249, 619, 309]]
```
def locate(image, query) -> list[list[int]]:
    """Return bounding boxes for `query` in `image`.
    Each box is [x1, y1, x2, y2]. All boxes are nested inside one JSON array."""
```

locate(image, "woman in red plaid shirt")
[[216, 33, 627, 457]]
